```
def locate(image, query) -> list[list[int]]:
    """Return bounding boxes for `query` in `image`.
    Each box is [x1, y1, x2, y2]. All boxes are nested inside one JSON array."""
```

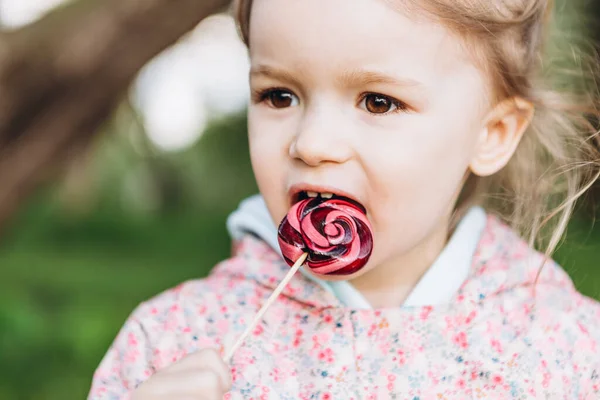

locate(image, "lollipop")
[[226, 195, 373, 362], [278, 197, 373, 275]]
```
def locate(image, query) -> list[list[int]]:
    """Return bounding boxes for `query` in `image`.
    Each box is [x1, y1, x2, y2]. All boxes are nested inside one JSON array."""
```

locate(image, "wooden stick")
[[225, 252, 308, 363]]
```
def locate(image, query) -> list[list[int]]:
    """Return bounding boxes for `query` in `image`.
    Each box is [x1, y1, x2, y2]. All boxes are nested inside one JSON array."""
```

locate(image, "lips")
[[288, 185, 366, 215]]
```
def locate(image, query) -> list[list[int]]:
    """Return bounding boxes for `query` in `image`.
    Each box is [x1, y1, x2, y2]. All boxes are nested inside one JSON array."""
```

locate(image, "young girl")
[[89, 0, 600, 398]]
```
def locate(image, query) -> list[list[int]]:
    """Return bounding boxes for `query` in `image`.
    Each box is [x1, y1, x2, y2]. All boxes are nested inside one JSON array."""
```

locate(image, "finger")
[[196, 349, 233, 392], [169, 348, 231, 391], [148, 369, 226, 400], [172, 348, 232, 392], [169, 348, 220, 372], [180, 369, 226, 400]]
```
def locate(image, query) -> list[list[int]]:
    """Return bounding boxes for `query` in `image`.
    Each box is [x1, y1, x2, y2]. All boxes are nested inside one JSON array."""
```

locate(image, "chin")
[[303, 263, 375, 282]]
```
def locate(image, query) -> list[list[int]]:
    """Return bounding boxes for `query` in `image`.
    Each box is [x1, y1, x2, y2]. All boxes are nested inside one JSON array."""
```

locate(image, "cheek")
[[249, 109, 282, 173], [248, 111, 289, 221], [363, 113, 480, 252], [366, 115, 477, 194]]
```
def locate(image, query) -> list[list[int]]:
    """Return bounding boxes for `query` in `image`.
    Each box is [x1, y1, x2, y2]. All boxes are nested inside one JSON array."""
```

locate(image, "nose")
[[289, 107, 353, 167]]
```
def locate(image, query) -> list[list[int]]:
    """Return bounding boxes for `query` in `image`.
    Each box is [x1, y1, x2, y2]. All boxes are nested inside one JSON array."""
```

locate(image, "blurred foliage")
[[0, 112, 258, 400]]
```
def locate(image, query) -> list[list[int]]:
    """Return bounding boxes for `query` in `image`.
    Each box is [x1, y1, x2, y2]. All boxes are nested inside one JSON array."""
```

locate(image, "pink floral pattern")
[[89, 215, 600, 399]]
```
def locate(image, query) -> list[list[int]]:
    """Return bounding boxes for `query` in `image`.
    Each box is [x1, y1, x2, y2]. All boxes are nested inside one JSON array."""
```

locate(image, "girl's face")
[[247, 0, 491, 280]]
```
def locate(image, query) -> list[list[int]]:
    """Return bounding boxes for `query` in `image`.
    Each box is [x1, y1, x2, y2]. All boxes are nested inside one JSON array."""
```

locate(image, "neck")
[[350, 221, 450, 308]]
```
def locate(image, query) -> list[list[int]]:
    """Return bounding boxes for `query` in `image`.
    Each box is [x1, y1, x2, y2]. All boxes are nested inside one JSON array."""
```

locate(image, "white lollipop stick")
[[225, 252, 308, 363]]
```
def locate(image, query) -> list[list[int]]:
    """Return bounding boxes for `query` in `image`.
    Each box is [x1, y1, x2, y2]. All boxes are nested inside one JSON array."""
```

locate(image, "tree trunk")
[[0, 0, 230, 229]]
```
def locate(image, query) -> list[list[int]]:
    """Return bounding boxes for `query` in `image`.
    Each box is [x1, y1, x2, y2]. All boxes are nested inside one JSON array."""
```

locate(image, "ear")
[[469, 97, 534, 177]]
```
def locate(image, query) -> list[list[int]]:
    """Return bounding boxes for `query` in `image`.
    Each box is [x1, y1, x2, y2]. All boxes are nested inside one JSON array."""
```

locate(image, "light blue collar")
[[227, 195, 486, 308]]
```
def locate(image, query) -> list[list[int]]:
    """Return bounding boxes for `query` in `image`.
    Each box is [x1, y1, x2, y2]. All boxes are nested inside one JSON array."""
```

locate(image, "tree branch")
[[0, 0, 230, 228]]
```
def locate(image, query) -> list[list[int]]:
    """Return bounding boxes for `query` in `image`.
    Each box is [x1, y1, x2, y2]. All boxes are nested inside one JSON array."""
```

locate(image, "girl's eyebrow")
[[250, 65, 303, 87], [250, 64, 424, 89], [337, 68, 424, 89]]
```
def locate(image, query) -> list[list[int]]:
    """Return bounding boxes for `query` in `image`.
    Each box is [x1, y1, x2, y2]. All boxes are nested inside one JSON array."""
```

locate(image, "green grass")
[[0, 202, 232, 400], [555, 216, 600, 299], [0, 199, 598, 400]]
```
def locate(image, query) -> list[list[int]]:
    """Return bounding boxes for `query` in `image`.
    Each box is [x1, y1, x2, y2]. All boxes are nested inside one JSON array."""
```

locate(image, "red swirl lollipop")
[[278, 196, 373, 276]]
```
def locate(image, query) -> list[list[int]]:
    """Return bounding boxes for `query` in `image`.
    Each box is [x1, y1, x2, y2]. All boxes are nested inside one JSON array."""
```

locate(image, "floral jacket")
[[89, 215, 600, 399]]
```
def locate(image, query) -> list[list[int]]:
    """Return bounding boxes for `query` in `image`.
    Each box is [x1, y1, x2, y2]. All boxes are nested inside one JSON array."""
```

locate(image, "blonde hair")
[[233, 0, 600, 259]]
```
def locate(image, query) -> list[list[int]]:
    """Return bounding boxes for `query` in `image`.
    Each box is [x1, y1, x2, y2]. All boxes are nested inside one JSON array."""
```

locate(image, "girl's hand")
[[131, 348, 232, 400]]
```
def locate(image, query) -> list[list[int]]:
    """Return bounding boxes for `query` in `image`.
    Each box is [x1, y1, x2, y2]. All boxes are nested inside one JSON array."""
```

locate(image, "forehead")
[[248, 0, 477, 86]]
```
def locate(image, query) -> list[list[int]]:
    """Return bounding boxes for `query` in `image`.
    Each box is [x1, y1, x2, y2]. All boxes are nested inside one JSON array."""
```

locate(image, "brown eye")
[[360, 93, 405, 114], [267, 90, 299, 108]]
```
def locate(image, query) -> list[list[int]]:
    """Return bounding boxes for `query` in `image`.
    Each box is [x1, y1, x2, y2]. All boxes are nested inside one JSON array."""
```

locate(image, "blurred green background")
[[1, 1, 599, 400], [0, 110, 260, 400]]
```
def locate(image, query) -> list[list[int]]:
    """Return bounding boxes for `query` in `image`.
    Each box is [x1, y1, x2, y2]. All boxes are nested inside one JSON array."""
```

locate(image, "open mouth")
[[292, 190, 367, 214]]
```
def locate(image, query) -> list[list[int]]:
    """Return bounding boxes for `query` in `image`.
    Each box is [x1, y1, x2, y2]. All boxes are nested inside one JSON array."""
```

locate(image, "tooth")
[[307, 191, 318, 198], [320, 193, 333, 199]]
